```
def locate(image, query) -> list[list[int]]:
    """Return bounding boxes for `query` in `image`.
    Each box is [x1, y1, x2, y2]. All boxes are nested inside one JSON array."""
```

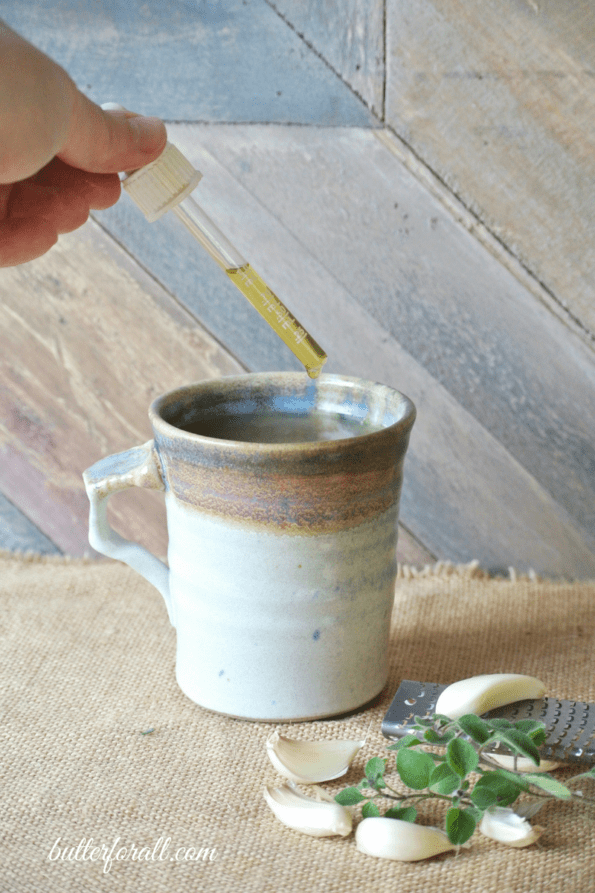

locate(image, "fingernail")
[[129, 116, 167, 154], [101, 102, 127, 112]]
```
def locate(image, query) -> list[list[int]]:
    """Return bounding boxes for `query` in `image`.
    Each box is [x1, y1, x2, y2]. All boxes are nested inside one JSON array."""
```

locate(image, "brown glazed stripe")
[[154, 430, 410, 532], [150, 374, 415, 533]]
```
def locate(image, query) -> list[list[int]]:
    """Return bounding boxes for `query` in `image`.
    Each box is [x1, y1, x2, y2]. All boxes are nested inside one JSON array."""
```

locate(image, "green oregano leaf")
[[361, 801, 382, 818], [387, 734, 421, 751], [469, 783, 498, 810], [487, 718, 514, 731], [514, 719, 546, 735], [365, 757, 387, 786], [523, 774, 572, 799], [335, 787, 365, 805], [529, 728, 547, 748], [429, 762, 461, 795], [464, 806, 484, 824], [470, 773, 523, 808], [423, 728, 443, 744], [497, 729, 540, 766], [396, 748, 435, 790], [447, 737, 479, 777], [457, 714, 491, 744], [384, 806, 417, 822], [488, 768, 531, 793], [445, 806, 476, 845]]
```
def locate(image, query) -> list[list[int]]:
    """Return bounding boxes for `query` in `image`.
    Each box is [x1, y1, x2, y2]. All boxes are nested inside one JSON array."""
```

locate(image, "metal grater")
[[381, 680, 595, 765]]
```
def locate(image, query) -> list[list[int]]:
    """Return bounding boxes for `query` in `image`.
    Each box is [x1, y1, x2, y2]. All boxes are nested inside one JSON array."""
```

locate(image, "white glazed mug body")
[[169, 499, 399, 719], [83, 373, 415, 720]]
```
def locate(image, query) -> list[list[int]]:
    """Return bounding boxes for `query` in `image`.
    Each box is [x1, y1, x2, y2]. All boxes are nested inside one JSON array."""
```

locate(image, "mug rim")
[[149, 371, 416, 453]]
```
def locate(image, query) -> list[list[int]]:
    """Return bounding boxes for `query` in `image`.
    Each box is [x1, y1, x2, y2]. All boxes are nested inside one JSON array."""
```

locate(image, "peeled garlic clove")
[[263, 781, 353, 837], [435, 674, 546, 720], [355, 817, 456, 862], [266, 730, 364, 783], [479, 807, 544, 847], [487, 753, 560, 773]]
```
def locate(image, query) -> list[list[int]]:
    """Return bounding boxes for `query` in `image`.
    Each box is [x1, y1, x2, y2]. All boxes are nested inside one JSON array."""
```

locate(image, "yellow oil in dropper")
[[120, 140, 327, 378], [170, 192, 327, 379], [226, 265, 326, 379]]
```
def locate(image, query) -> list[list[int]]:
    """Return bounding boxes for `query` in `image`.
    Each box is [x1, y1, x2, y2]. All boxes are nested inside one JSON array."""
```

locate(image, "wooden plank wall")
[[0, 0, 375, 126], [268, 0, 385, 117], [271, 0, 595, 345], [384, 0, 595, 342], [0, 223, 431, 567], [1, 0, 594, 578], [104, 122, 595, 578], [0, 225, 244, 559]]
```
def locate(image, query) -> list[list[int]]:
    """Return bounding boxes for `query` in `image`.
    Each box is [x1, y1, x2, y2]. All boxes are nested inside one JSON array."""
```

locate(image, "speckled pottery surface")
[[83, 373, 416, 720]]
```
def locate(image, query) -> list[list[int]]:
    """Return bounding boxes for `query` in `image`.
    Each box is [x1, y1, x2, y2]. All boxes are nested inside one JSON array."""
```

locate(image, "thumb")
[[57, 93, 167, 174]]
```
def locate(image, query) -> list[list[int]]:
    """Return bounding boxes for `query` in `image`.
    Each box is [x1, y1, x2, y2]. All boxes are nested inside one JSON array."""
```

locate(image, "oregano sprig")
[[335, 713, 595, 846]]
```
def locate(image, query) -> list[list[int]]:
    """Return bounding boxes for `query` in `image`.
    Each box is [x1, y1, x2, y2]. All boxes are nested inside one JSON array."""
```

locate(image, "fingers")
[[0, 217, 58, 267], [57, 93, 167, 174], [0, 158, 123, 266], [0, 21, 75, 183], [12, 158, 122, 217]]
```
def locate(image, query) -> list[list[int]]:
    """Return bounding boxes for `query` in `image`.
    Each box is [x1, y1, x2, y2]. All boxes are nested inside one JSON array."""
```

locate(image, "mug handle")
[[82, 440, 174, 626]]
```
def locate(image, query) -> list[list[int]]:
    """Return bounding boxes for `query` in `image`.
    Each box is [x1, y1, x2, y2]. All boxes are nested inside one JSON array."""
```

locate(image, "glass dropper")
[[120, 140, 327, 379]]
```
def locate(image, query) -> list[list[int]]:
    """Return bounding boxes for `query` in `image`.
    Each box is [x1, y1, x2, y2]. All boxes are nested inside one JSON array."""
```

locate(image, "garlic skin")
[[266, 731, 364, 784], [479, 807, 544, 847], [263, 781, 353, 837], [486, 753, 560, 773], [355, 817, 456, 862], [435, 674, 546, 720]]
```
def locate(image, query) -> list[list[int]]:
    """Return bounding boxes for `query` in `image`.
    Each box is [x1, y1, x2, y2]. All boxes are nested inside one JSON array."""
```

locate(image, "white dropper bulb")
[[102, 104, 327, 377]]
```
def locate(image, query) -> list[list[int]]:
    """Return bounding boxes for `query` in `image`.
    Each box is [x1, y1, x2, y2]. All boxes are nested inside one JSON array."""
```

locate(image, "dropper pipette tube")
[[119, 137, 327, 378], [171, 196, 327, 378]]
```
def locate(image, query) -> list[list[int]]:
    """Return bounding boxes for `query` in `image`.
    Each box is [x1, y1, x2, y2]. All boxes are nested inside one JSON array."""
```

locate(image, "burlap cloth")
[[1, 550, 594, 893]]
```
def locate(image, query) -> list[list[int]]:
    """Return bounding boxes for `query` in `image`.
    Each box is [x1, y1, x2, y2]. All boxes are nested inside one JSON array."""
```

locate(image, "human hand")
[[0, 21, 167, 266]]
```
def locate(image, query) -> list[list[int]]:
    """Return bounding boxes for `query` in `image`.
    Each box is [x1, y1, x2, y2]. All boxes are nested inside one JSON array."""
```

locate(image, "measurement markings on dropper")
[[121, 140, 327, 377], [231, 265, 308, 345]]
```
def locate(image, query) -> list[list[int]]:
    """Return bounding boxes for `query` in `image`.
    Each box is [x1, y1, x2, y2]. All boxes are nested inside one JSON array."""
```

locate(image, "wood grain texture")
[[267, 0, 385, 117], [0, 492, 61, 555], [166, 124, 595, 553], [97, 123, 595, 577], [0, 0, 375, 126], [0, 222, 244, 557], [385, 0, 595, 342], [0, 221, 429, 566]]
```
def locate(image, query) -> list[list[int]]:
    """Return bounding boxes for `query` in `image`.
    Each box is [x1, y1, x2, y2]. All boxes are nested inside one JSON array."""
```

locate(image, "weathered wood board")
[[0, 0, 375, 126], [385, 0, 595, 343], [0, 222, 244, 558], [0, 222, 431, 566], [268, 0, 385, 117], [95, 123, 595, 577], [174, 123, 595, 538], [2, 0, 594, 578], [0, 492, 61, 555]]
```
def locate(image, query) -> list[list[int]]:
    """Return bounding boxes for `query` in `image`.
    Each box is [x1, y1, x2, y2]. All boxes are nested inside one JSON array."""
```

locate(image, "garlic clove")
[[435, 674, 546, 720], [479, 807, 544, 847], [355, 817, 456, 862], [486, 753, 560, 773], [266, 730, 364, 783], [263, 781, 353, 837]]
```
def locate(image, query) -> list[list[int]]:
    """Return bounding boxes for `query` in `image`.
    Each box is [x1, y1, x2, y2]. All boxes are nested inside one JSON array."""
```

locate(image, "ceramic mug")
[[83, 373, 416, 720]]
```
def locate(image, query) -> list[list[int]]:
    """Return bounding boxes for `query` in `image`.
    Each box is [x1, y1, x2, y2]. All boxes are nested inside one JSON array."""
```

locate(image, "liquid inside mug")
[[83, 373, 416, 721]]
